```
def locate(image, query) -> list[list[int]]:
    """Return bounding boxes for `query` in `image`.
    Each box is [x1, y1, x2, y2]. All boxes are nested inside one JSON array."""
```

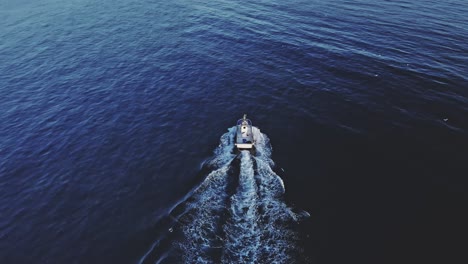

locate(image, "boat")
[[235, 114, 255, 150]]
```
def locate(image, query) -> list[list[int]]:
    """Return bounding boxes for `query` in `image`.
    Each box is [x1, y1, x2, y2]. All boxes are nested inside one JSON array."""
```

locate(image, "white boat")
[[235, 114, 255, 150]]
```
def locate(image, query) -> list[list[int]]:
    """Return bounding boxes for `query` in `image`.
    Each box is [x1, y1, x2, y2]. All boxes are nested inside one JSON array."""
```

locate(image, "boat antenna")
[[243, 114, 247, 120]]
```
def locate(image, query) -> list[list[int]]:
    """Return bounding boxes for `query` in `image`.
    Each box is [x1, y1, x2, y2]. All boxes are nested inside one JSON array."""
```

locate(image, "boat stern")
[[235, 143, 254, 150]]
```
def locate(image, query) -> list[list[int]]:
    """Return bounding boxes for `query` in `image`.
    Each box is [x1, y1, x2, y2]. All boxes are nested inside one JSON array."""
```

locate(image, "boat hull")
[[235, 115, 255, 151]]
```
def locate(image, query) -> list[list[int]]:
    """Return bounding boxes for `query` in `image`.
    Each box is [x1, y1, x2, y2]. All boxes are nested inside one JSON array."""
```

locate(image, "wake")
[[177, 127, 307, 264], [139, 127, 308, 264]]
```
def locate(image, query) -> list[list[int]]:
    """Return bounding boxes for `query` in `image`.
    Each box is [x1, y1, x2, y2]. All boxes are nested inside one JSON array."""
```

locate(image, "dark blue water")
[[1, 0, 468, 263]]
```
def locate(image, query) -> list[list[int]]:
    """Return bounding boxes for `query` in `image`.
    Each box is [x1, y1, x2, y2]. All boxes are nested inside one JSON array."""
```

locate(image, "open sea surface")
[[1, 0, 467, 263]]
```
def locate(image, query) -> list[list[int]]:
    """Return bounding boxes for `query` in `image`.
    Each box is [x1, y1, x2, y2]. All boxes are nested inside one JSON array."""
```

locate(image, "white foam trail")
[[179, 127, 236, 263], [178, 126, 306, 263], [221, 151, 260, 263], [180, 165, 230, 263], [207, 127, 236, 167], [252, 127, 300, 263]]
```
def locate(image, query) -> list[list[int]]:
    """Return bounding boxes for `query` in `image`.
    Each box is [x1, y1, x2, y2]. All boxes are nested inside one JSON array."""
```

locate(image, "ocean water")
[[1, 0, 467, 263]]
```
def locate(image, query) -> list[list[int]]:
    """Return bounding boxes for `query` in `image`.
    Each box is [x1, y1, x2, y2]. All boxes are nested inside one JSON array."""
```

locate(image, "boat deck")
[[236, 122, 254, 149]]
